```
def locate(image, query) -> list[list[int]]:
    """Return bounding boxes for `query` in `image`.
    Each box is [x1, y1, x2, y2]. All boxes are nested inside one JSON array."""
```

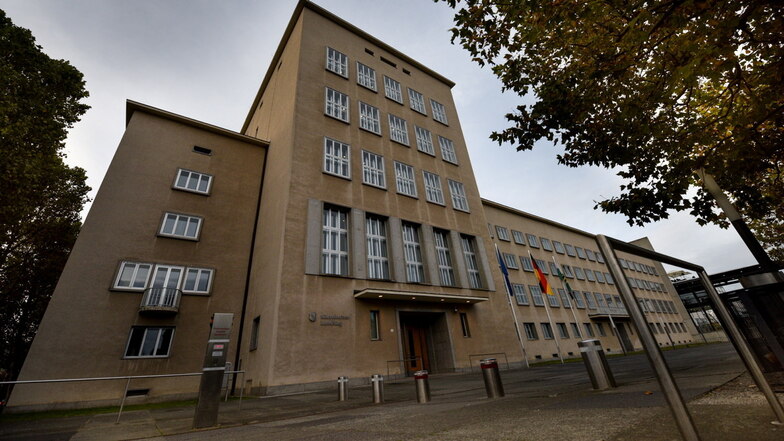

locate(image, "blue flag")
[[495, 245, 513, 296]]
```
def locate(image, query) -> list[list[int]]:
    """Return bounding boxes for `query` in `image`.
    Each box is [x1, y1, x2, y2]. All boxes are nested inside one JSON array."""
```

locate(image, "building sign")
[[319, 314, 350, 327]]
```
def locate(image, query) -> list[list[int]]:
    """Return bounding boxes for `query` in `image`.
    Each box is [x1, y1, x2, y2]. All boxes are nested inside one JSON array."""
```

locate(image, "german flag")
[[529, 252, 555, 296]]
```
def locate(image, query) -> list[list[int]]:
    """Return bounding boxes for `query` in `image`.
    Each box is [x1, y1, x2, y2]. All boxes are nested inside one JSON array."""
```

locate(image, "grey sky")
[[4, 0, 757, 274]]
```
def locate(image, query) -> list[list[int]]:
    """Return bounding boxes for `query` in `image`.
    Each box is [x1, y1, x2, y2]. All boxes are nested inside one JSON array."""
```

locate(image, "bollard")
[[578, 339, 617, 390], [337, 376, 349, 401], [480, 358, 505, 398], [371, 374, 384, 403], [414, 370, 431, 403]]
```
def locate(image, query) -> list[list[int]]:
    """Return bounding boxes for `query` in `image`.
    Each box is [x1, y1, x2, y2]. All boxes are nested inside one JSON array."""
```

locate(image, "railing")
[[589, 306, 628, 316], [385, 357, 422, 381], [139, 288, 181, 314]]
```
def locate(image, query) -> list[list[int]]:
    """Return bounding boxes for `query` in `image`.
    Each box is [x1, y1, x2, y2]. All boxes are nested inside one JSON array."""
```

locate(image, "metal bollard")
[[480, 358, 505, 398], [337, 376, 349, 401], [414, 370, 431, 403], [370, 374, 384, 403], [578, 339, 617, 390]]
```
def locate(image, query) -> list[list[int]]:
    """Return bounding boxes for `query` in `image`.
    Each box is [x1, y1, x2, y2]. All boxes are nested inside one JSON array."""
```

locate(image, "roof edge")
[[481, 198, 597, 240]]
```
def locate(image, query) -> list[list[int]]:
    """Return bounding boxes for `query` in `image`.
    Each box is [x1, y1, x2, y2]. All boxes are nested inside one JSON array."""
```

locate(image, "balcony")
[[588, 306, 629, 318], [139, 288, 181, 315]]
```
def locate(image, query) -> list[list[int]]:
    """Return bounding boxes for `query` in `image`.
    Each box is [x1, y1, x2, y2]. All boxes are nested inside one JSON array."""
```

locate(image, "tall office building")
[[8, 1, 695, 411]]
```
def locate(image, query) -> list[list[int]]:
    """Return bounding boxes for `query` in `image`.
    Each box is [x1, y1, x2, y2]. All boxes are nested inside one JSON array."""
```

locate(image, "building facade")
[[8, 1, 695, 411]]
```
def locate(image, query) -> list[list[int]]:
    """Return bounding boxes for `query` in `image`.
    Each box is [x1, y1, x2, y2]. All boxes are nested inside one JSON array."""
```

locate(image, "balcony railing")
[[589, 306, 629, 317], [139, 288, 181, 315]]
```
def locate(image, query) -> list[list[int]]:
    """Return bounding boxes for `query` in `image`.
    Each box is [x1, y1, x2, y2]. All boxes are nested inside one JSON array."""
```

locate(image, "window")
[[536, 259, 548, 274], [359, 102, 381, 134], [408, 88, 427, 114], [326, 47, 348, 77], [583, 323, 595, 337], [503, 253, 518, 269], [576, 247, 587, 259], [553, 241, 565, 254], [557, 323, 569, 339], [174, 169, 212, 194], [565, 244, 576, 257], [526, 234, 539, 248], [383, 76, 403, 103], [558, 288, 571, 308], [595, 294, 606, 308], [325, 87, 349, 122], [573, 267, 585, 280], [250, 316, 260, 351], [547, 291, 560, 307], [361, 150, 385, 188], [656, 323, 664, 334], [520, 256, 534, 272], [433, 230, 455, 286], [461, 235, 482, 289], [182, 268, 213, 294], [366, 215, 390, 280], [524, 322, 538, 340], [573, 291, 586, 308], [596, 252, 605, 264], [595, 271, 606, 283], [586, 249, 596, 261], [124, 327, 174, 358], [415, 126, 435, 155], [448, 180, 469, 212], [571, 323, 582, 338], [496, 226, 510, 241], [562, 264, 574, 278], [370, 310, 380, 340], [438, 136, 458, 164], [513, 284, 529, 305], [402, 223, 425, 283], [585, 292, 597, 309], [388, 114, 410, 145], [460, 313, 471, 337], [548, 262, 559, 275], [541, 323, 554, 339], [541, 238, 553, 251], [114, 262, 152, 290], [422, 171, 444, 205], [430, 99, 448, 124], [529, 285, 544, 306], [160, 213, 202, 240], [605, 272, 614, 284], [585, 269, 596, 281], [512, 230, 526, 245], [619, 258, 629, 269], [357, 62, 377, 90], [324, 137, 351, 179], [394, 162, 417, 197], [597, 323, 606, 337], [634, 261, 643, 272], [322, 206, 349, 276]]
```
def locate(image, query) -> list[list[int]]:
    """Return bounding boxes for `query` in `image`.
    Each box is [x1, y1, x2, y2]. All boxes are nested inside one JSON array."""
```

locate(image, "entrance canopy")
[[354, 288, 488, 304]]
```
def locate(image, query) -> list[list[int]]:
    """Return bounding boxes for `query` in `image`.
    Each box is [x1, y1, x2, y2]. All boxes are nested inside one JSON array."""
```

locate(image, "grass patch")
[[0, 399, 198, 422], [529, 341, 715, 366]]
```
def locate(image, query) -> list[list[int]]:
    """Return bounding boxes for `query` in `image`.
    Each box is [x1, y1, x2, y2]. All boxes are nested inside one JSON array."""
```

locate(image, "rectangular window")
[[356, 62, 377, 91], [583, 323, 595, 337], [524, 322, 538, 340], [408, 88, 427, 114], [541, 238, 553, 251], [434, 229, 455, 286], [359, 102, 381, 134], [536, 259, 549, 274], [174, 169, 212, 194], [114, 261, 152, 290], [124, 327, 174, 358], [326, 47, 348, 77], [571, 322, 582, 338], [597, 323, 606, 337], [619, 258, 629, 269], [250, 316, 260, 351], [565, 244, 576, 256], [557, 322, 569, 339], [562, 264, 574, 278], [547, 291, 560, 307], [460, 313, 471, 337], [526, 234, 539, 248], [576, 247, 587, 259], [512, 230, 526, 245], [541, 323, 554, 339], [325, 87, 349, 122], [573, 291, 586, 308], [415, 126, 435, 155], [605, 294, 615, 308], [370, 310, 380, 340], [586, 249, 596, 261], [553, 241, 565, 254], [521, 256, 534, 272], [513, 284, 529, 305], [402, 223, 425, 283], [422, 171, 444, 205], [362, 150, 385, 188], [585, 292, 597, 309], [448, 179, 469, 212], [383, 75, 403, 103], [503, 253, 518, 269], [558, 288, 571, 308], [596, 252, 605, 264], [430, 99, 448, 124], [438, 136, 458, 164], [394, 161, 417, 197], [496, 226, 510, 241], [595, 271, 606, 283], [366, 215, 390, 280], [160, 213, 202, 240], [461, 235, 482, 289], [324, 137, 351, 179], [388, 114, 410, 145], [595, 293, 606, 309], [585, 269, 596, 281], [322, 206, 349, 276], [530, 285, 544, 306], [574, 267, 585, 280], [605, 272, 614, 284], [182, 268, 213, 294], [548, 262, 559, 275]]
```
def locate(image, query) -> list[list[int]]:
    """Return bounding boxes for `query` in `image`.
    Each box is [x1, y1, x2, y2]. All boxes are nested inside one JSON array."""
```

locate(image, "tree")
[[0, 9, 90, 388], [438, 0, 783, 258]]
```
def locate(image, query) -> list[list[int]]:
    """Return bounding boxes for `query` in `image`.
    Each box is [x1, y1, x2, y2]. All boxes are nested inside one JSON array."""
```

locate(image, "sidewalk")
[[1, 343, 782, 440]]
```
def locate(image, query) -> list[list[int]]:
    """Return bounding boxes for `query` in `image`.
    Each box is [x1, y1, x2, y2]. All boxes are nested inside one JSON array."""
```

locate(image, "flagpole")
[[529, 251, 563, 364], [607, 312, 626, 355], [551, 256, 583, 341], [496, 244, 530, 368]]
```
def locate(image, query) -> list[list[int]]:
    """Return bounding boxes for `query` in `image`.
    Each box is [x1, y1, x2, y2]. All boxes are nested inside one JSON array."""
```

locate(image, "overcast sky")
[[4, 0, 758, 274]]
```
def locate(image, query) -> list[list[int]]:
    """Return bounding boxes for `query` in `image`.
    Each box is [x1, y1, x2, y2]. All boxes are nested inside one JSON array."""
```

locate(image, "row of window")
[[501, 253, 615, 285], [639, 297, 679, 314], [649, 321, 689, 335], [495, 226, 607, 264], [511, 284, 626, 312], [322, 207, 483, 289], [114, 261, 214, 294], [323, 137, 469, 210], [326, 47, 449, 125], [627, 277, 668, 293], [523, 321, 608, 340], [619, 258, 659, 276]]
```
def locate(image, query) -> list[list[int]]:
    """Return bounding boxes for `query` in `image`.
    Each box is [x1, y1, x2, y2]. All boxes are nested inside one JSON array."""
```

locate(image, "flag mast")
[[552, 256, 583, 340], [495, 244, 530, 368], [529, 251, 564, 364]]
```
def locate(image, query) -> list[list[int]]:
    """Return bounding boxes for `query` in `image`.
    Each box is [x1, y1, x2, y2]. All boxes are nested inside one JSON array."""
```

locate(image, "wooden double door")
[[403, 323, 431, 373]]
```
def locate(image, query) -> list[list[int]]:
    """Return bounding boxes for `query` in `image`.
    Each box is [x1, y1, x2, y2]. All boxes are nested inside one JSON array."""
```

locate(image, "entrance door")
[[616, 323, 634, 352], [403, 324, 431, 373]]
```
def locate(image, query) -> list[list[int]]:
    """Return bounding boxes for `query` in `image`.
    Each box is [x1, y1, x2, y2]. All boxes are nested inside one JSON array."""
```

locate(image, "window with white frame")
[[512, 230, 526, 245], [383, 75, 403, 103], [325, 87, 349, 122], [461, 235, 482, 289], [362, 150, 385, 188], [526, 234, 539, 248], [408, 88, 426, 114], [388, 114, 409, 145], [182, 268, 213, 294], [174, 169, 212, 194], [503, 253, 518, 269], [359, 102, 381, 134], [448, 179, 469, 212], [414, 126, 434, 155], [150, 264, 183, 292], [430, 99, 448, 124], [520, 256, 534, 272], [433, 229, 455, 286], [366, 215, 390, 280], [114, 262, 153, 290], [160, 213, 202, 240], [524, 322, 538, 340], [513, 284, 529, 305], [325, 47, 348, 78], [356, 62, 377, 91], [124, 326, 174, 358], [402, 223, 425, 283], [394, 161, 417, 197], [422, 171, 444, 204], [496, 226, 510, 241], [323, 137, 351, 179], [530, 285, 544, 306], [322, 206, 349, 276], [438, 136, 458, 164]]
